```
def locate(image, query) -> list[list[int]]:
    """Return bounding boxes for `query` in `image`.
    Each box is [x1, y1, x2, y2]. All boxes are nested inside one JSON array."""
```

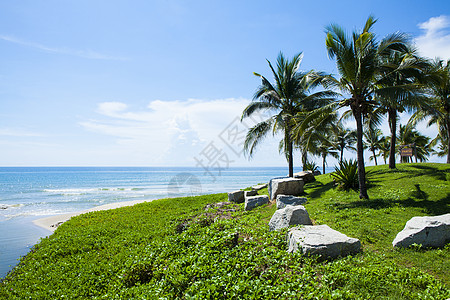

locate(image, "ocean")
[[0, 166, 333, 278]]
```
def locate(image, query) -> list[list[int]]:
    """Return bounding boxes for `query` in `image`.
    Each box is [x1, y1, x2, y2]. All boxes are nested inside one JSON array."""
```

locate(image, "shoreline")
[[33, 199, 156, 232]]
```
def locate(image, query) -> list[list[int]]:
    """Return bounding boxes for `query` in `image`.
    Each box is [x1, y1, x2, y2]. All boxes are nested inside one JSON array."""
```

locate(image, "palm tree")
[[364, 127, 383, 166], [292, 108, 339, 173], [397, 123, 431, 163], [325, 15, 409, 199], [373, 44, 429, 169], [331, 124, 357, 163], [430, 132, 448, 158], [314, 134, 339, 174], [410, 59, 450, 163], [378, 136, 391, 164], [241, 52, 330, 177]]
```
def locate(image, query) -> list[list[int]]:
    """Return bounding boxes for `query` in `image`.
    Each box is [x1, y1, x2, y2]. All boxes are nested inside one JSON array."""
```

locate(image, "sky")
[[0, 0, 449, 167]]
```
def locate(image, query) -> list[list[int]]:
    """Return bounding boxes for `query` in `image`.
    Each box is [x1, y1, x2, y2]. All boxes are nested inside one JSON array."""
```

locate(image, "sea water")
[[0, 166, 333, 278]]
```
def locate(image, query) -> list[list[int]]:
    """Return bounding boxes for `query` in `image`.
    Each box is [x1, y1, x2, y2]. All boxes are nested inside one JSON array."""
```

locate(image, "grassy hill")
[[1, 163, 449, 299]]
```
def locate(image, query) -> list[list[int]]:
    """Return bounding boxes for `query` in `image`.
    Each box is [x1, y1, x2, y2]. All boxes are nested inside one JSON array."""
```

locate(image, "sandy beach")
[[33, 199, 155, 232]]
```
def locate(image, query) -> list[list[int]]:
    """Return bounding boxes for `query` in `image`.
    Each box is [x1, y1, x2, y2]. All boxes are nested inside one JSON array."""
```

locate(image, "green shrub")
[[331, 159, 360, 190], [303, 160, 319, 172]]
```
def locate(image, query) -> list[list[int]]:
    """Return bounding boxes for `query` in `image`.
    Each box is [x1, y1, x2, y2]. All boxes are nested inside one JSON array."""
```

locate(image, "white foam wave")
[[43, 187, 147, 195], [0, 203, 24, 210], [2, 208, 66, 219]]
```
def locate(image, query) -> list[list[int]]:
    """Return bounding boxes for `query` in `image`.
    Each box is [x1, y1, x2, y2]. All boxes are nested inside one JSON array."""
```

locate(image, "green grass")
[[0, 163, 449, 299]]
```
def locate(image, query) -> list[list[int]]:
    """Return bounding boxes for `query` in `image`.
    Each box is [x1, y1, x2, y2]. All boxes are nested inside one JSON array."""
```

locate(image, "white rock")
[[276, 195, 307, 209], [288, 225, 361, 259], [392, 213, 450, 248], [292, 171, 316, 183], [269, 205, 312, 231], [228, 190, 244, 203], [270, 178, 304, 200], [244, 195, 269, 211]]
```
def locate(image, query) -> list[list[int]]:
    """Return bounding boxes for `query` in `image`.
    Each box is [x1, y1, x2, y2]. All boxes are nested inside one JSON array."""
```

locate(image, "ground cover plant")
[[1, 163, 449, 299]]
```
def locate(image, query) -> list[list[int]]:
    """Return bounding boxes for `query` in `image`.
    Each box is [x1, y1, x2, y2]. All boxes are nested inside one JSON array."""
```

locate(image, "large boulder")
[[288, 225, 361, 259], [244, 195, 269, 211], [270, 178, 304, 200], [392, 213, 450, 248], [293, 171, 316, 183], [228, 190, 244, 203], [276, 195, 307, 209], [269, 205, 312, 231]]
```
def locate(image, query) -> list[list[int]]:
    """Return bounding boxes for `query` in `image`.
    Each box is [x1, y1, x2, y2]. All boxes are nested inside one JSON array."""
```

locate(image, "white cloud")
[[415, 15, 450, 60], [80, 98, 287, 166], [0, 34, 128, 60]]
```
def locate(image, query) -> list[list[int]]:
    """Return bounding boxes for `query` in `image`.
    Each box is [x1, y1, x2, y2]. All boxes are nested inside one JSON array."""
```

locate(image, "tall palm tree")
[[364, 127, 383, 166], [241, 52, 330, 177], [325, 15, 409, 199], [373, 44, 429, 169], [410, 59, 450, 163]]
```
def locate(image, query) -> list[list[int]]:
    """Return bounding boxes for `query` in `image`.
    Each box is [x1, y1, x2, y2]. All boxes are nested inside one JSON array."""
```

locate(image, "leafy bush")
[[303, 160, 318, 172], [331, 159, 359, 190]]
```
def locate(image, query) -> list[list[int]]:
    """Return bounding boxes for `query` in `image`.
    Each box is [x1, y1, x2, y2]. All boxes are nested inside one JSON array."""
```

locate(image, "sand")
[[33, 199, 155, 232]]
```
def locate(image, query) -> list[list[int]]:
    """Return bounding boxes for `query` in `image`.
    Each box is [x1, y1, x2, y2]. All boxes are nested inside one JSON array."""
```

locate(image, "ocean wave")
[[43, 187, 147, 195], [2, 209, 66, 219], [0, 203, 24, 210]]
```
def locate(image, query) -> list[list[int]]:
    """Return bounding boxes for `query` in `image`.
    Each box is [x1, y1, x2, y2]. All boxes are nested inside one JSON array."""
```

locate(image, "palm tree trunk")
[[322, 154, 326, 174], [302, 151, 308, 168], [340, 148, 344, 162], [447, 119, 450, 164], [372, 149, 378, 166], [353, 106, 368, 199], [286, 124, 294, 177], [388, 110, 397, 169]]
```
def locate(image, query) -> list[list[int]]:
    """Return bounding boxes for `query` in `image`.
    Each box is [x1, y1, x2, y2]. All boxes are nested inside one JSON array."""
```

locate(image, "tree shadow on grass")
[[303, 181, 335, 199], [369, 164, 449, 182], [331, 190, 450, 215]]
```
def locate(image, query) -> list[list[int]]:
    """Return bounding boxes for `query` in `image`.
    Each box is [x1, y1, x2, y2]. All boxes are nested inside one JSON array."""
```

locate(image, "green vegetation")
[[1, 163, 449, 299], [330, 159, 360, 190]]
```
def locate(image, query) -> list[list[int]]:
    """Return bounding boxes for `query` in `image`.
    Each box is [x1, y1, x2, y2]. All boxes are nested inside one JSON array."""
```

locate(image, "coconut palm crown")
[[241, 52, 333, 177], [410, 58, 450, 163], [373, 43, 429, 169], [325, 15, 410, 199]]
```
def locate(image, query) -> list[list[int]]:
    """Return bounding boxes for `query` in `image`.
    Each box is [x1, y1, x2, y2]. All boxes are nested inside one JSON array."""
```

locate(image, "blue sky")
[[0, 0, 448, 167]]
